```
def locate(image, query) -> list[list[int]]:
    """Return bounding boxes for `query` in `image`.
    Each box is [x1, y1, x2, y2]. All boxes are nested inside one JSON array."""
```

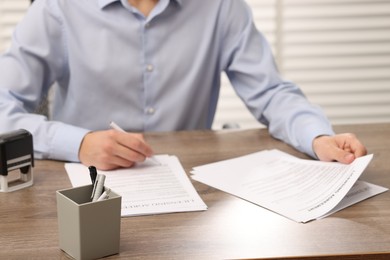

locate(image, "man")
[[0, 0, 366, 170]]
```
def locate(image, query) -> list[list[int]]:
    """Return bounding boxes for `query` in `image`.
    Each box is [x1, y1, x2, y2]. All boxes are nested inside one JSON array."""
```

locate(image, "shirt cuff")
[[298, 121, 334, 159], [49, 124, 91, 162]]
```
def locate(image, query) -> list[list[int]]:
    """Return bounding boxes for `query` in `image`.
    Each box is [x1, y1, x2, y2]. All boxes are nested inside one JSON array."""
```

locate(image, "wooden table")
[[1, 123, 389, 259]]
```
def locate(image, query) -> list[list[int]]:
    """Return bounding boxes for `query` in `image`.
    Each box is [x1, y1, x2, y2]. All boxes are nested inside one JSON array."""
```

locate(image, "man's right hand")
[[78, 129, 154, 170]]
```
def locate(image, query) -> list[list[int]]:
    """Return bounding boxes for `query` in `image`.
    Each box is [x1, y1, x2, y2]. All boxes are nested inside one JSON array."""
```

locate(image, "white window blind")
[[1, 0, 390, 129], [0, 0, 29, 51], [213, 0, 390, 129]]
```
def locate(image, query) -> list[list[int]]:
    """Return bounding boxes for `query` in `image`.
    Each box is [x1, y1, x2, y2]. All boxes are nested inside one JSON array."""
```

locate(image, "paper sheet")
[[65, 155, 207, 216], [191, 150, 387, 223]]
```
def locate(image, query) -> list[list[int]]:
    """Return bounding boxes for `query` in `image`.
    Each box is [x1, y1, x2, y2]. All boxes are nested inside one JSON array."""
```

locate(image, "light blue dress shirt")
[[0, 0, 334, 162]]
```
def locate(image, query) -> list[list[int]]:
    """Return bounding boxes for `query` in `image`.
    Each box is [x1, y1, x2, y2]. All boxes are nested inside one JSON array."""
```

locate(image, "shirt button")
[[146, 107, 155, 114], [146, 64, 154, 72]]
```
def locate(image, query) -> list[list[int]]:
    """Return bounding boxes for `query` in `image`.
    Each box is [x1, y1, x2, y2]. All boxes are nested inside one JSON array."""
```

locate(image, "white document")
[[319, 180, 388, 219], [191, 150, 387, 223], [65, 155, 207, 216]]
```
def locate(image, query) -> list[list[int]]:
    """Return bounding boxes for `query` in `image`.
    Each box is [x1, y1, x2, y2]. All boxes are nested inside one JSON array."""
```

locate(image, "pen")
[[88, 165, 97, 185], [96, 188, 111, 201], [91, 174, 106, 202], [109, 121, 161, 165]]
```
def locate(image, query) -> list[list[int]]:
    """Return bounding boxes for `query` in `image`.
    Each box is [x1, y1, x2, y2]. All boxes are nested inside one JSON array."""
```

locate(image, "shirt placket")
[[141, 20, 156, 130]]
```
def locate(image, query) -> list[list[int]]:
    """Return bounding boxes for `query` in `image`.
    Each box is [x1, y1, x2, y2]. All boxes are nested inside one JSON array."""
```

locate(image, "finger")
[[335, 133, 367, 159], [349, 139, 367, 158], [124, 135, 153, 157], [313, 135, 356, 164], [87, 145, 138, 170], [332, 149, 355, 164], [105, 156, 136, 169], [111, 131, 153, 159], [113, 141, 149, 163], [93, 159, 136, 171]]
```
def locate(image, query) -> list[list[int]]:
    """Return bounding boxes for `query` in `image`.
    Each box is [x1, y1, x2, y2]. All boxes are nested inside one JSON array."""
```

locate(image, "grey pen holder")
[[56, 185, 121, 260]]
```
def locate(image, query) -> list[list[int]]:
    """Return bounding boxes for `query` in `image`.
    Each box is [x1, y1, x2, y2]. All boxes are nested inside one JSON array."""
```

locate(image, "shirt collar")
[[98, 0, 117, 9], [98, 0, 182, 9]]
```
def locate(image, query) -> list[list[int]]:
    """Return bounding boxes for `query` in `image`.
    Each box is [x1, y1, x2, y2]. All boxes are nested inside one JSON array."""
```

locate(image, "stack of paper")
[[65, 155, 207, 216], [191, 149, 388, 223]]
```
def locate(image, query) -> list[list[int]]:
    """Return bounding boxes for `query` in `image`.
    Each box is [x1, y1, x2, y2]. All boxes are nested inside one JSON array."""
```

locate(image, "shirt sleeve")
[[0, 0, 89, 162], [220, 0, 335, 158]]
